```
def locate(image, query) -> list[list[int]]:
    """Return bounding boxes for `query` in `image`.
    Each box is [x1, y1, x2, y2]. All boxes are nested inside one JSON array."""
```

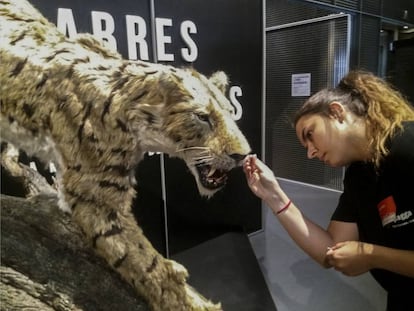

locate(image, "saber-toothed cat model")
[[0, 0, 251, 310]]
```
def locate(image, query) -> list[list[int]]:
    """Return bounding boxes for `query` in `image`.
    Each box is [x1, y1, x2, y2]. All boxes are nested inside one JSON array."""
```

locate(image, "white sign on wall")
[[291, 73, 311, 97]]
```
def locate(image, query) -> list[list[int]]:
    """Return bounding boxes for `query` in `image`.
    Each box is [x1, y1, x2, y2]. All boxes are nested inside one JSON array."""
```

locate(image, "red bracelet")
[[276, 200, 291, 215]]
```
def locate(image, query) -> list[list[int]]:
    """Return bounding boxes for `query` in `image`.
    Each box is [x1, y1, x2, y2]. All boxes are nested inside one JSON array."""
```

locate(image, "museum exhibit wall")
[[27, 0, 264, 257]]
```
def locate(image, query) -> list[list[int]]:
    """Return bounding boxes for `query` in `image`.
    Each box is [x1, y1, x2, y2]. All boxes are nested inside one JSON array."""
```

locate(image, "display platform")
[[172, 232, 277, 311]]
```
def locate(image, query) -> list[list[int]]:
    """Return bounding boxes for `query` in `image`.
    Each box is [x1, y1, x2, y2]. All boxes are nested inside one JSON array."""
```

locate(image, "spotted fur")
[[0, 0, 251, 310]]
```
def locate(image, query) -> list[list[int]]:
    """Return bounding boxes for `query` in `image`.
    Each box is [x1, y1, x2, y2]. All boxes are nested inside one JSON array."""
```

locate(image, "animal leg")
[[63, 172, 221, 311]]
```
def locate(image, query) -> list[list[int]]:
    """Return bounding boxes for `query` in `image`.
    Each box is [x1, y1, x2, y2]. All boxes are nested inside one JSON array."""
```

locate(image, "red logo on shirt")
[[377, 195, 397, 227]]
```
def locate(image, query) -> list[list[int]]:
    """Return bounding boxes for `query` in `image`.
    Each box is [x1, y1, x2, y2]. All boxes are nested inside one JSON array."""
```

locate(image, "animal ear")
[[209, 71, 229, 94]]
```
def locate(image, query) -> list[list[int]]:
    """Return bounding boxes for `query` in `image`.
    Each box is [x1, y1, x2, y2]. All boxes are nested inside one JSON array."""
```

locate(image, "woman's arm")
[[275, 202, 358, 267], [243, 155, 358, 267]]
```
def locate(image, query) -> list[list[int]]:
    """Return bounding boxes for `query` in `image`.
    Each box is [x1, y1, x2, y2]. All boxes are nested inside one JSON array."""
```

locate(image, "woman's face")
[[295, 102, 367, 167]]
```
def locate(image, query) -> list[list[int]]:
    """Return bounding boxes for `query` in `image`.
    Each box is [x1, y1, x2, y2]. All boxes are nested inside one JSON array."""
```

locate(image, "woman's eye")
[[306, 130, 313, 140]]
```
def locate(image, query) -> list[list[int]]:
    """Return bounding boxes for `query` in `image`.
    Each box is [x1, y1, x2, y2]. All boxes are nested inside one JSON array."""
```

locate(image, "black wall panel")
[[382, 0, 414, 24], [153, 0, 263, 254], [388, 38, 414, 103]]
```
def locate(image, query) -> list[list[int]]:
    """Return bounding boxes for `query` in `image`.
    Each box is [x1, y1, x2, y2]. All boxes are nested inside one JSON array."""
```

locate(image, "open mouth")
[[196, 164, 228, 190]]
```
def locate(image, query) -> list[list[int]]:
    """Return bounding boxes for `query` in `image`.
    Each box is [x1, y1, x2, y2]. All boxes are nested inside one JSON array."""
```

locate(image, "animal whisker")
[[187, 156, 214, 166], [177, 147, 214, 166], [176, 146, 210, 153], [193, 156, 213, 163]]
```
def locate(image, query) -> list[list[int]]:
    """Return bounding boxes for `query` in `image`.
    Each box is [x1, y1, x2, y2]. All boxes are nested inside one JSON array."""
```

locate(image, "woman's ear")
[[329, 102, 345, 122]]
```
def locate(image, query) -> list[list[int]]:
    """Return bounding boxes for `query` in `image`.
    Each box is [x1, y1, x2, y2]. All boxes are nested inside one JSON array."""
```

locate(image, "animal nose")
[[229, 153, 246, 163]]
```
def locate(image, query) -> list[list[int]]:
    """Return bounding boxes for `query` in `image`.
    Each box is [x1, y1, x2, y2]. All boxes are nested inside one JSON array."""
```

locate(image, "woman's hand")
[[326, 241, 373, 276], [243, 155, 280, 203], [327, 241, 414, 278]]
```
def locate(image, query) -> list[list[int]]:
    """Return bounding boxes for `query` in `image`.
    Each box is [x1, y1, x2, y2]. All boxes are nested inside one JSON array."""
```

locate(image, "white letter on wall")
[[180, 20, 198, 62], [155, 18, 174, 62], [229, 86, 243, 120], [126, 15, 149, 60], [91, 11, 117, 51], [57, 8, 78, 38]]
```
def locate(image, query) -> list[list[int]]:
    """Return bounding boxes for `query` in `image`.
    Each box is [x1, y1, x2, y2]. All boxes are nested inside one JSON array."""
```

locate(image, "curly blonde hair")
[[294, 70, 414, 167]]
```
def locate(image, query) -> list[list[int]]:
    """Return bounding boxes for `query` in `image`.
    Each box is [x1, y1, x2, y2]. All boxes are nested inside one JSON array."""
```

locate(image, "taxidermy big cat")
[[0, 0, 251, 310]]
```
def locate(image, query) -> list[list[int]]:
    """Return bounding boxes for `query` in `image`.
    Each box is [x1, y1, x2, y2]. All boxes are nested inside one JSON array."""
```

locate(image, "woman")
[[244, 70, 414, 310]]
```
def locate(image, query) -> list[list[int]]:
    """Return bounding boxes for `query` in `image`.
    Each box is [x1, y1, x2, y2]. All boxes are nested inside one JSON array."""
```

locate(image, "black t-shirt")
[[332, 121, 414, 310]]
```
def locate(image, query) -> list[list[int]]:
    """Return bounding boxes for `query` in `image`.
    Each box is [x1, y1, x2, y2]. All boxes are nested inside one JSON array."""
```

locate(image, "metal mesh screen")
[[265, 16, 349, 190], [266, 0, 333, 27], [361, 0, 381, 15], [359, 15, 381, 72], [334, 0, 359, 10]]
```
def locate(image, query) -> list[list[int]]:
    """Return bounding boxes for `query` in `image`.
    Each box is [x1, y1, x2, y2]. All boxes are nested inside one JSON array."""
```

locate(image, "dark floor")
[[172, 232, 277, 311], [248, 178, 387, 311]]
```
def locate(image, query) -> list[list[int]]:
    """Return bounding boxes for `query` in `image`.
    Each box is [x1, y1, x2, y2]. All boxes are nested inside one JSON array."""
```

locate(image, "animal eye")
[[195, 113, 212, 128]]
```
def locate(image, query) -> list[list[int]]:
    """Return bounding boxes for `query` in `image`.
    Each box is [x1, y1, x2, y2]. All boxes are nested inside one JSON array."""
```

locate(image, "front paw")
[[165, 259, 189, 283], [185, 284, 222, 311]]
